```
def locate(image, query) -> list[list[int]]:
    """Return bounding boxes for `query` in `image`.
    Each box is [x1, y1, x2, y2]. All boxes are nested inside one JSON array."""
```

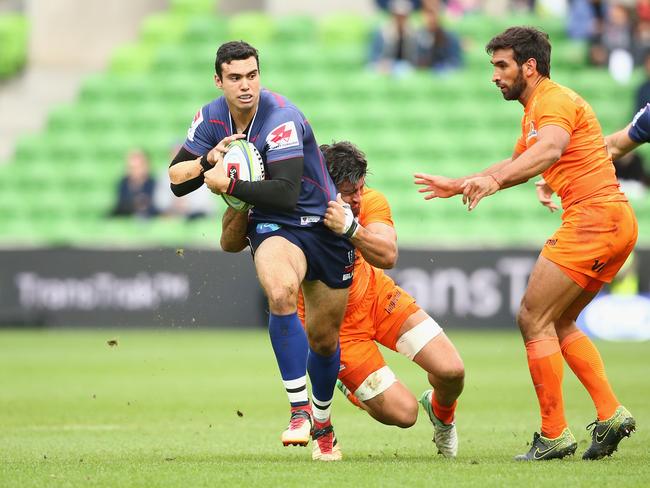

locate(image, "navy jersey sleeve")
[[183, 105, 217, 156], [628, 104, 650, 143], [261, 109, 305, 163]]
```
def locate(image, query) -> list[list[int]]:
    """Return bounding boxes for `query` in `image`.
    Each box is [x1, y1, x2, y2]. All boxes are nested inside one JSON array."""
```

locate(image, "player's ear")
[[214, 74, 223, 90], [524, 58, 536, 75]]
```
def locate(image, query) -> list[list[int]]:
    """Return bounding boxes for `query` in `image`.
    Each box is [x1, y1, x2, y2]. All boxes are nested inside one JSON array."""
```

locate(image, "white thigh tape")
[[354, 366, 397, 402], [395, 317, 443, 360]]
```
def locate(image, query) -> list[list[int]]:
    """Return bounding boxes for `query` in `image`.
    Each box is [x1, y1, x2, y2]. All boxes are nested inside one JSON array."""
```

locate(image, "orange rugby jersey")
[[297, 187, 394, 320], [514, 78, 627, 209]]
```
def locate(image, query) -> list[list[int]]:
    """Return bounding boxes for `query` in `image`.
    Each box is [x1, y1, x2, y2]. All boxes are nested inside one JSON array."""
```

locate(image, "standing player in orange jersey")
[[414, 26, 638, 461], [222, 141, 465, 458]]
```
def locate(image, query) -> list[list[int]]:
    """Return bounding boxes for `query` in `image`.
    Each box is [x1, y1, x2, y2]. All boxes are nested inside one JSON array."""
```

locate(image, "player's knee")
[[265, 283, 299, 313], [441, 360, 465, 386], [306, 329, 338, 356], [516, 303, 534, 331], [388, 398, 418, 428]]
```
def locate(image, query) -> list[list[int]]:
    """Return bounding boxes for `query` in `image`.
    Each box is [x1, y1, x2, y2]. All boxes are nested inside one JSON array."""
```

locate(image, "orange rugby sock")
[[561, 330, 619, 420], [525, 337, 567, 439], [432, 395, 457, 425]]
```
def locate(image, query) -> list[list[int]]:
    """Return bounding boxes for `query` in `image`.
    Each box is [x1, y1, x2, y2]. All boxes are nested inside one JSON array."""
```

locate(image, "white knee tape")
[[396, 317, 443, 360], [354, 366, 397, 402]]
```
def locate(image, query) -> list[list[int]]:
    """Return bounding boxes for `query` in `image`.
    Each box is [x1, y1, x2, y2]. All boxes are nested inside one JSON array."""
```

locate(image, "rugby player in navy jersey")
[[168, 41, 354, 461]]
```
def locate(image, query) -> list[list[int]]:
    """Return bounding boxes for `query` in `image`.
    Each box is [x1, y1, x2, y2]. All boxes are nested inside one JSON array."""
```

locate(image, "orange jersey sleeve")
[[519, 79, 626, 209]]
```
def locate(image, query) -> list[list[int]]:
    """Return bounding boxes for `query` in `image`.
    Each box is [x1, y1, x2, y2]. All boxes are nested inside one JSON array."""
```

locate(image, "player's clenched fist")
[[206, 133, 246, 165], [204, 134, 246, 194], [324, 193, 359, 238]]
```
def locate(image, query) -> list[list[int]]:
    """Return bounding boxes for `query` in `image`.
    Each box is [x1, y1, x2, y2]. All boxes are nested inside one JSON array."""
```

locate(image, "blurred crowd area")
[[0, 0, 648, 246], [369, 0, 650, 81]]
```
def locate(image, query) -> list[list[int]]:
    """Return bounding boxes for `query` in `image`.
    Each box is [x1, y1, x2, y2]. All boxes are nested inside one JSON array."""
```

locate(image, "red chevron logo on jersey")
[[266, 121, 299, 150], [270, 124, 293, 143]]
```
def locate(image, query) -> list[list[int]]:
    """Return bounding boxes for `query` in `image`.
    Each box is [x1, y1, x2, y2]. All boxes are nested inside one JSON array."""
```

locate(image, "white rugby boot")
[[419, 389, 458, 458], [281, 407, 312, 447]]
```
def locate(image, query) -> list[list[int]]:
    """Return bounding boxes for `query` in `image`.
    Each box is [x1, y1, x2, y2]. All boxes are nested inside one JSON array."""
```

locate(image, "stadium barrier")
[[0, 248, 648, 329]]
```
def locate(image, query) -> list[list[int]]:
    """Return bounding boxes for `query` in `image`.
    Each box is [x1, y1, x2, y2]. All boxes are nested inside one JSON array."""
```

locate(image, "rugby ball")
[[221, 140, 265, 211]]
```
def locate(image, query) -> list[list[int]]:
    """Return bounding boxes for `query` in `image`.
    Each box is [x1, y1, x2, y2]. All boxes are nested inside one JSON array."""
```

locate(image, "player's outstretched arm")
[[414, 156, 514, 201], [463, 125, 568, 210], [413, 174, 464, 199], [324, 194, 397, 269], [220, 207, 249, 253], [606, 124, 640, 161]]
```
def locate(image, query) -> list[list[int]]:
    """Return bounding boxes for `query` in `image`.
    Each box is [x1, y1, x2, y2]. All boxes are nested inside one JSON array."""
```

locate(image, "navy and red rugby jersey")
[[183, 89, 336, 228]]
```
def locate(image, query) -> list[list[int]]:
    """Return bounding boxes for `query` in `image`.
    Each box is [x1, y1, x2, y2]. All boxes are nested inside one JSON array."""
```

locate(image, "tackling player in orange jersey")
[[414, 26, 637, 461], [222, 141, 465, 458]]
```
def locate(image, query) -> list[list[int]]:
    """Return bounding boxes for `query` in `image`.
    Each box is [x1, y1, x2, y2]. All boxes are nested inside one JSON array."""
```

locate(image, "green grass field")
[[1, 329, 648, 487]]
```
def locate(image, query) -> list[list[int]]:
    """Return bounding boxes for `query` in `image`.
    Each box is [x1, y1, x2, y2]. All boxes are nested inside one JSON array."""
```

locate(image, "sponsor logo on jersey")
[[227, 163, 240, 179], [526, 121, 538, 142], [266, 121, 299, 151], [384, 289, 402, 314], [545, 238, 557, 247], [256, 223, 281, 234], [342, 263, 354, 281], [592, 259, 607, 273], [300, 215, 320, 225], [632, 105, 647, 127], [187, 109, 203, 142]]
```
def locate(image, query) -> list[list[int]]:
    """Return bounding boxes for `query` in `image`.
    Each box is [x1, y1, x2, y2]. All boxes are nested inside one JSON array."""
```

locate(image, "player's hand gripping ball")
[[221, 140, 265, 211]]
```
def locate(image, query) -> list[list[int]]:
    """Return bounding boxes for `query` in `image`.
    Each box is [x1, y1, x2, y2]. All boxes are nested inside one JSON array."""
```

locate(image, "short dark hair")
[[215, 41, 259, 78], [320, 141, 368, 186], [486, 26, 551, 77]]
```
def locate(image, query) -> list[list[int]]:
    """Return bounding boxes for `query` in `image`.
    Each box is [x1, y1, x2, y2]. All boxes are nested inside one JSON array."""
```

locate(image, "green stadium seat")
[[153, 42, 213, 76], [170, 0, 216, 16], [140, 12, 188, 45], [228, 12, 275, 46], [12, 133, 58, 164], [319, 14, 369, 46], [109, 44, 155, 74], [183, 16, 227, 45], [0, 14, 28, 79], [274, 16, 317, 45]]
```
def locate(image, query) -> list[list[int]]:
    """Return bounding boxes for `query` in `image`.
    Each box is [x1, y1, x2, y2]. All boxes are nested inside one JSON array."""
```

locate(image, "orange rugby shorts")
[[338, 273, 419, 394], [541, 201, 638, 292]]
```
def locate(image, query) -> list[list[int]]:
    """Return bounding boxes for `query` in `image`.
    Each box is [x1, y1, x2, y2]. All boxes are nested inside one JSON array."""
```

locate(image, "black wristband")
[[344, 219, 359, 239], [200, 154, 212, 172]]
